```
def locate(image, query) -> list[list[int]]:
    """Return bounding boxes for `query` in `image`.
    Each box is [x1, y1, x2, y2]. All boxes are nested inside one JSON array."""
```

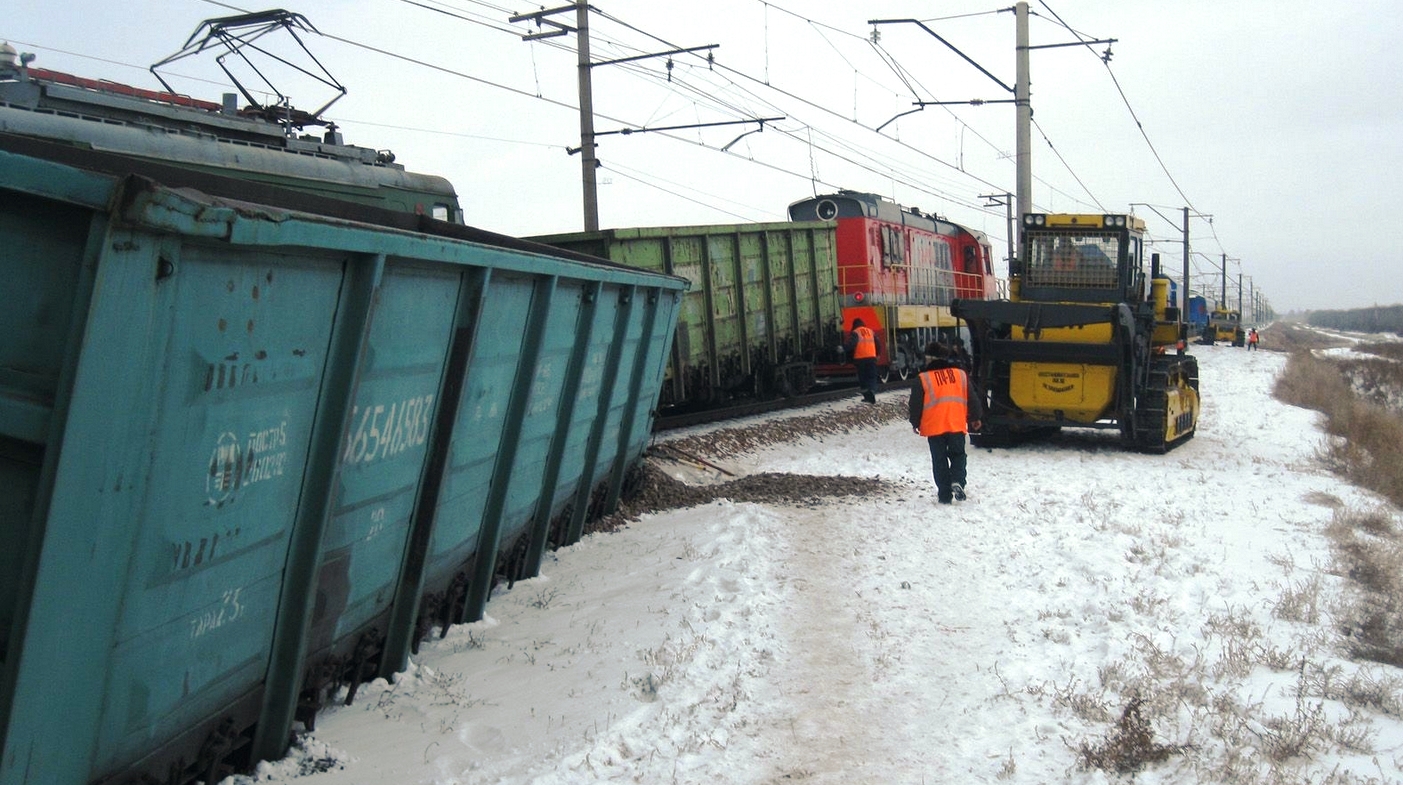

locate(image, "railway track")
[[654, 378, 914, 431]]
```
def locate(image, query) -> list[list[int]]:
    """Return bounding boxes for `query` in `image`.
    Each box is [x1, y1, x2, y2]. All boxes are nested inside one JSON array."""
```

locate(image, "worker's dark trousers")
[[855, 358, 879, 397], [926, 431, 968, 502]]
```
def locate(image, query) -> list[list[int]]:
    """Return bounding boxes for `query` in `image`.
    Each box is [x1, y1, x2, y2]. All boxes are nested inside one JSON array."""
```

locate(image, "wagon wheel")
[[897, 347, 916, 380], [778, 362, 814, 397]]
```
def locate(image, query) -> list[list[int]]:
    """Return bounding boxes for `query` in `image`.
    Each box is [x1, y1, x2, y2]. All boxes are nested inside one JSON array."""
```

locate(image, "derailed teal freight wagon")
[[0, 149, 685, 784], [531, 222, 842, 409]]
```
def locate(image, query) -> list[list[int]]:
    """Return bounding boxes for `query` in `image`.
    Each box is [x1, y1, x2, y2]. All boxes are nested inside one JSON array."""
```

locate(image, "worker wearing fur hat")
[[908, 342, 983, 504]]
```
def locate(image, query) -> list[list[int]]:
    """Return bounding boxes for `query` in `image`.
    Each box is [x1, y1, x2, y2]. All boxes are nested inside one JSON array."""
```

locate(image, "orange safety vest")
[[852, 326, 877, 360], [917, 367, 969, 436]]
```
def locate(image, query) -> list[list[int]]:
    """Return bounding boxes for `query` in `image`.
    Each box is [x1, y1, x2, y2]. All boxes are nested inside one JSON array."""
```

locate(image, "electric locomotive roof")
[[0, 49, 459, 214], [0, 53, 400, 171]]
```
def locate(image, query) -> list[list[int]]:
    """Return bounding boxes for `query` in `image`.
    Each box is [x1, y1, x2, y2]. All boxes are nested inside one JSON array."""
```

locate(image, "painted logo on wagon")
[[205, 420, 290, 506]]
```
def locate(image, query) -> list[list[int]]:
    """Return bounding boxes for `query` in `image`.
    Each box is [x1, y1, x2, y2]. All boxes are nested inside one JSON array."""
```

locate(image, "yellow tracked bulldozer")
[[952, 212, 1199, 453], [1203, 307, 1246, 346]]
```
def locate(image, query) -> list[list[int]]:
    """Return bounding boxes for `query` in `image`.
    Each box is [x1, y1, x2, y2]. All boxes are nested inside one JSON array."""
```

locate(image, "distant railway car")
[[531, 222, 842, 409], [1188, 295, 1209, 336], [0, 118, 684, 785], [788, 191, 998, 380]]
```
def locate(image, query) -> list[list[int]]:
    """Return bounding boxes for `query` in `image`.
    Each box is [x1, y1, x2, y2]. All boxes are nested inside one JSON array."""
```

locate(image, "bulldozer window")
[[1026, 232, 1120, 290]]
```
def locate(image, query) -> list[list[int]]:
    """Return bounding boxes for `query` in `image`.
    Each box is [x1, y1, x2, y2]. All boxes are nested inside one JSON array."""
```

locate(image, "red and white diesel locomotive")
[[789, 191, 1000, 380]]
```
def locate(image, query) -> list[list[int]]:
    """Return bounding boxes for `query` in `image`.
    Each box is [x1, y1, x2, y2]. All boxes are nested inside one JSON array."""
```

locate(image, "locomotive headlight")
[[1023, 214, 1047, 227]]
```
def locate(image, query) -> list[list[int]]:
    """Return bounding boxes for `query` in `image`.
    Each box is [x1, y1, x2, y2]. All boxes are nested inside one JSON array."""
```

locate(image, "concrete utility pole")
[[510, 4, 721, 232], [574, 0, 599, 231], [509, 2, 600, 231], [871, 2, 1113, 267], [1015, 2, 1032, 233], [1221, 253, 1228, 306], [1183, 208, 1190, 316]]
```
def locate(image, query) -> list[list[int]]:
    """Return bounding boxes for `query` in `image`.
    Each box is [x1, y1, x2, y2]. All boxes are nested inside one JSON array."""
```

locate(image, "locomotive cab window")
[[880, 225, 904, 269]]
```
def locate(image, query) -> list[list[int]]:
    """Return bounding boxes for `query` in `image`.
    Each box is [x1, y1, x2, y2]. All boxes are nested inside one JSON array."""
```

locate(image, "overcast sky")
[[7, 0, 1400, 312]]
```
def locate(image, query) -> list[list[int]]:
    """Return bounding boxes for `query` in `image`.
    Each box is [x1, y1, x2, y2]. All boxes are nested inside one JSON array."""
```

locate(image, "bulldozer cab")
[[1020, 214, 1144, 304]]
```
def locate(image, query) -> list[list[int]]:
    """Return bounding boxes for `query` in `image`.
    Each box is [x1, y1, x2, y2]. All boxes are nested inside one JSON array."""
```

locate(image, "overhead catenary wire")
[[604, 4, 1017, 165], [732, 4, 1121, 225], [1033, 3, 1236, 256], [179, 1, 1076, 250], [1031, 117, 1104, 212], [621, 58, 997, 211], [21, 0, 1256, 287], [182, 0, 1058, 244], [602, 161, 764, 222], [606, 30, 1011, 211], [1026, 1, 1263, 306]]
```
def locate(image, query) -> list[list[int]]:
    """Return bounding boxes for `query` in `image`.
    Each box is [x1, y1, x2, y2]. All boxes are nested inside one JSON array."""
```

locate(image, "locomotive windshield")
[[1024, 231, 1121, 291]]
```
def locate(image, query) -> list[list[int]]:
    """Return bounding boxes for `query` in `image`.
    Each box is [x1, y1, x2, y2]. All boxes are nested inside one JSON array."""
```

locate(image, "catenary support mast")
[[1015, 2, 1031, 241], [575, 0, 599, 231]]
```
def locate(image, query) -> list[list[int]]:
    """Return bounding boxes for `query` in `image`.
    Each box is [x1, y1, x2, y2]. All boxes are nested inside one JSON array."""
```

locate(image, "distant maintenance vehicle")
[[1202, 306, 1246, 346]]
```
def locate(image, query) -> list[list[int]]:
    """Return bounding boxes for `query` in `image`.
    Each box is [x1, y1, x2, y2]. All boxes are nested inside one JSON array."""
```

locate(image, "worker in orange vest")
[[846, 318, 883, 403], [908, 342, 983, 504]]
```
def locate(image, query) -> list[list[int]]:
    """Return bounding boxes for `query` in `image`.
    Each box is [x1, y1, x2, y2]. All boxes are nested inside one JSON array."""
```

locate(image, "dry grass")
[[1326, 507, 1403, 668], [1075, 696, 1187, 774], [1064, 325, 1403, 782], [1270, 325, 1403, 668], [1272, 338, 1403, 508], [1356, 341, 1403, 362], [1259, 322, 1354, 353]]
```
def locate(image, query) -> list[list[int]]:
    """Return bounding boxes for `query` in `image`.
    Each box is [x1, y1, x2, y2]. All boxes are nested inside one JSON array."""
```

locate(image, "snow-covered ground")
[[237, 341, 1403, 784]]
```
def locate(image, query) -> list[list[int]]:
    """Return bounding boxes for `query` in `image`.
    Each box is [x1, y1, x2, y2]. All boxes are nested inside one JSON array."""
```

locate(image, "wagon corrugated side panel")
[[308, 261, 460, 664], [0, 171, 102, 683], [100, 241, 345, 776], [0, 151, 684, 785], [0, 157, 353, 782]]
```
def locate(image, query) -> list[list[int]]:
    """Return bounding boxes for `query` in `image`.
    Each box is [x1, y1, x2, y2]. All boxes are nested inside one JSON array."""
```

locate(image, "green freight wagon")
[[531, 222, 842, 410]]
